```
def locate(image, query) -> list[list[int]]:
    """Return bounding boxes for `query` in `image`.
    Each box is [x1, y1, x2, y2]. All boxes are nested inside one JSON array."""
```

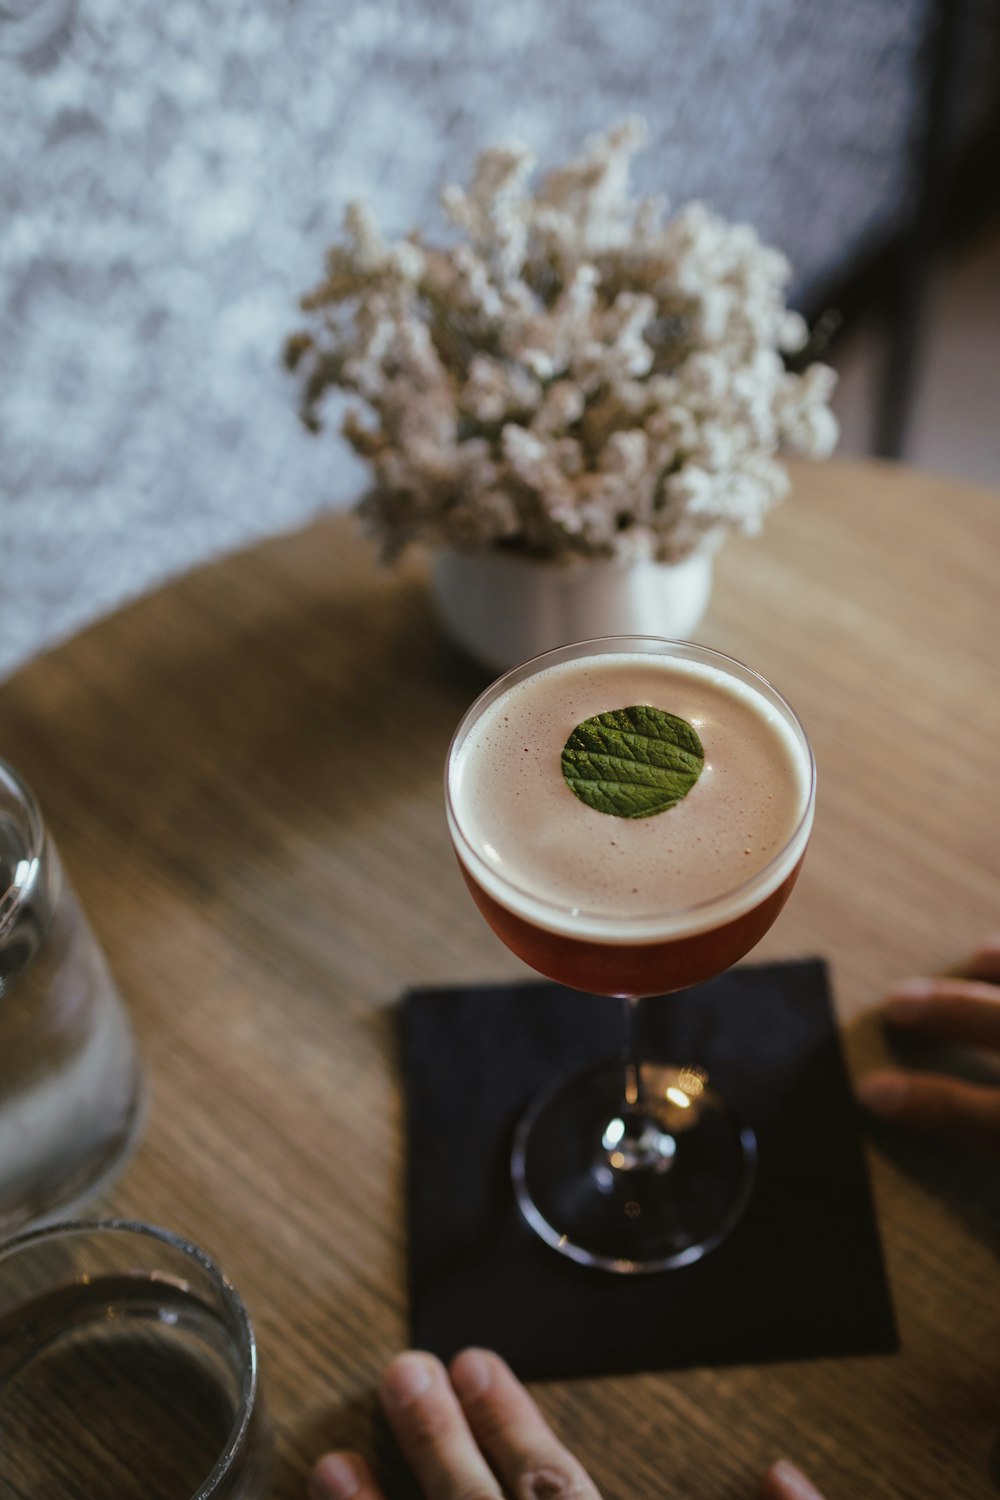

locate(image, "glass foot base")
[[512, 1059, 756, 1274]]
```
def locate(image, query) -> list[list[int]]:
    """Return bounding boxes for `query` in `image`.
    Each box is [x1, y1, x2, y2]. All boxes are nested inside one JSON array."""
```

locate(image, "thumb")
[[759, 1458, 827, 1499], [309, 1452, 384, 1500]]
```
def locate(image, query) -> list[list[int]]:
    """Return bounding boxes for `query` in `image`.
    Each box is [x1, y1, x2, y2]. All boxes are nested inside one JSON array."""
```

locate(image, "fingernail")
[[768, 1458, 826, 1499], [858, 1072, 908, 1114], [886, 979, 934, 1018], [450, 1347, 492, 1401], [310, 1454, 361, 1500], [382, 1351, 434, 1407]]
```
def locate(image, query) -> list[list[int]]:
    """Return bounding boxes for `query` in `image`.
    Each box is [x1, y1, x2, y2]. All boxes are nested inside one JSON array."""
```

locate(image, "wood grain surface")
[[1, 458, 998, 1499]]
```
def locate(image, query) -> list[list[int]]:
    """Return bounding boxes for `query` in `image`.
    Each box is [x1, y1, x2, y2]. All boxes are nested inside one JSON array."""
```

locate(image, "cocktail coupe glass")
[[445, 637, 815, 1275]]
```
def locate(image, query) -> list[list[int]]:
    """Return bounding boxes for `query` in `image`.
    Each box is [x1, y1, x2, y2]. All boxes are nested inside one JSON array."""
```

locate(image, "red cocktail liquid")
[[458, 855, 804, 997]]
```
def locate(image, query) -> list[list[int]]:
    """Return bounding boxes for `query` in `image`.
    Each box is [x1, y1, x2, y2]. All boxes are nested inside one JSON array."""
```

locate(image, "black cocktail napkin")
[[401, 961, 898, 1381]]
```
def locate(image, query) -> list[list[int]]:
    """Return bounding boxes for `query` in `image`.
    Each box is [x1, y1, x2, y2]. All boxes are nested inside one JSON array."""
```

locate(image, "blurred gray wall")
[[1, 0, 996, 678]]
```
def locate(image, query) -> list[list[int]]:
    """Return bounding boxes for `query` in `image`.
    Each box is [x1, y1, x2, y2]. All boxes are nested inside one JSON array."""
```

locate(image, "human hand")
[[758, 1458, 827, 1498], [308, 1347, 827, 1500], [308, 1348, 602, 1500], [858, 936, 1000, 1153]]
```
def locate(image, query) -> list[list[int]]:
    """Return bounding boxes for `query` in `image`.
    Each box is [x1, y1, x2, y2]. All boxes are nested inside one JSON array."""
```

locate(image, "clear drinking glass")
[[0, 1220, 272, 1499], [445, 637, 816, 1274], [0, 759, 144, 1234]]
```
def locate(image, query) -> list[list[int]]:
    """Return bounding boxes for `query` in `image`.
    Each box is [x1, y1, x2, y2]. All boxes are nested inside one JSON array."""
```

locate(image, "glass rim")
[[0, 1217, 260, 1500], [0, 758, 45, 939], [445, 635, 817, 944]]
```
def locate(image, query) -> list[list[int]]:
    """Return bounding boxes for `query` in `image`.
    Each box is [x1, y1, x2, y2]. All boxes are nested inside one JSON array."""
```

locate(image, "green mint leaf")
[[561, 705, 704, 818]]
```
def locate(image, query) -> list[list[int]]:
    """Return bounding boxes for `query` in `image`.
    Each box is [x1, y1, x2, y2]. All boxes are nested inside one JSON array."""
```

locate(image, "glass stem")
[[622, 994, 644, 1114]]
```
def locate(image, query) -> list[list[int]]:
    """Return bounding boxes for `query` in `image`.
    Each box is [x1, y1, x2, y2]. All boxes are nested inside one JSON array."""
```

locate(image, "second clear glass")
[[0, 1219, 272, 1499]]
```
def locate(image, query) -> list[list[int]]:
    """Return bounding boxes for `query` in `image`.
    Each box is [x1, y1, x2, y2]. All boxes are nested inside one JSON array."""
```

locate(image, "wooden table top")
[[2, 458, 999, 1499]]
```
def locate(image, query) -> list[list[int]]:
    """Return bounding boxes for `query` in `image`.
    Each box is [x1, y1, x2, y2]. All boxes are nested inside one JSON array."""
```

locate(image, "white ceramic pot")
[[430, 547, 714, 674]]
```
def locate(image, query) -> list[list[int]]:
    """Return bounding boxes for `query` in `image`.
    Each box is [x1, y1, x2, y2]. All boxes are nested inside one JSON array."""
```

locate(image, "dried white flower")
[[287, 122, 838, 564]]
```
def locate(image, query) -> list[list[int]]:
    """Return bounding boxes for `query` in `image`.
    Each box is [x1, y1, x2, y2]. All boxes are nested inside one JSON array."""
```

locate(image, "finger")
[[883, 977, 1000, 1050], [379, 1351, 501, 1500], [450, 1348, 601, 1500], [967, 935, 1000, 983], [858, 1069, 1000, 1154], [758, 1458, 827, 1499], [309, 1451, 383, 1500]]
